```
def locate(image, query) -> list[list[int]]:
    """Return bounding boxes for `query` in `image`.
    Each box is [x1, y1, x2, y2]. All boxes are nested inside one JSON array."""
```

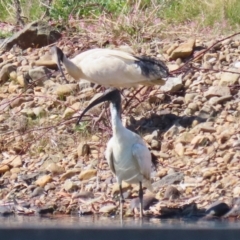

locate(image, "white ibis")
[[77, 88, 153, 218], [50, 46, 169, 87]]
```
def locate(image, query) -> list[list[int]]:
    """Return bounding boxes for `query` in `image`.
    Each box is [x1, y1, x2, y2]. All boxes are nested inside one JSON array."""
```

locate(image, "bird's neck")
[[62, 56, 83, 80], [110, 103, 124, 134]]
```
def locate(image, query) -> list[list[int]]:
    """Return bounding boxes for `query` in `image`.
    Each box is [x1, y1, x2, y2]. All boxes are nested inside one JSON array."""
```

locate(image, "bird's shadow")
[[126, 112, 207, 135]]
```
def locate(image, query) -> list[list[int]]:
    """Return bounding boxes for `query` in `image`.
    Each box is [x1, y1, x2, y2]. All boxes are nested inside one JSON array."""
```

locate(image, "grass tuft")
[[0, 0, 239, 34]]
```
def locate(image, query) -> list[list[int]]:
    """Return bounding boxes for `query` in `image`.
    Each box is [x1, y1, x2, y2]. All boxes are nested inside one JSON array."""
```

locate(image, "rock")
[[177, 132, 194, 144], [10, 97, 25, 108], [0, 165, 10, 174], [166, 43, 178, 56], [0, 99, 10, 112], [0, 64, 17, 84], [28, 66, 51, 84], [205, 202, 230, 217], [160, 76, 183, 93], [219, 69, 239, 86], [149, 93, 165, 104], [32, 106, 46, 117], [204, 86, 231, 98], [191, 136, 211, 147], [204, 53, 218, 64], [157, 168, 168, 178], [153, 172, 184, 189], [172, 96, 184, 104], [79, 169, 97, 180], [201, 126, 216, 133], [37, 206, 54, 215], [10, 167, 21, 174], [78, 88, 95, 101], [64, 179, 78, 192], [184, 93, 197, 104], [44, 182, 56, 191], [215, 95, 232, 104], [0, 21, 61, 51], [20, 173, 39, 185], [72, 191, 94, 199], [46, 162, 65, 175], [35, 175, 52, 187], [20, 108, 35, 118], [117, 45, 134, 54], [16, 75, 26, 87], [233, 186, 240, 197], [40, 155, 62, 170], [202, 169, 215, 179], [226, 115, 235, 123], [112, 182, 131, 195], [233, 61, 240, 68], [8, 81, 19, 93], [175, 142, 184, 156], [223, 152, 234, 164], [0, 206, 13, 216], [34, 53, 57, 69], [61, 169, 81, 181], [167, 64, 179, 71], [99, 205, 117, 214], [10, 156, 22, 167], [221, 174, 239, 188], [187, 102, 198, 112], [164, 124, 182, 139], [224, 198, 240, 218], [16, 115, 28, 133], [198, 104, 215, 119], [151, 139, 160, 149], [91, 135, 100, 141], [77, 143, 91, 157], [63, 102, 81, 119], [170, 38, 195, 59], [130, 193, 158, 210], [31, 187, 44, 197], [56, 84, 79, 97], [208, 97, 219, 105], [9, 71, 17, 81], [163, 186, 181, 200], [143, 134, 154, 143]]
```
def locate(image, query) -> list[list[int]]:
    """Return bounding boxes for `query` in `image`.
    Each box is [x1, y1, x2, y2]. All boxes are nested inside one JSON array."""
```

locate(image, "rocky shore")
[[0, 21, 240, 218]]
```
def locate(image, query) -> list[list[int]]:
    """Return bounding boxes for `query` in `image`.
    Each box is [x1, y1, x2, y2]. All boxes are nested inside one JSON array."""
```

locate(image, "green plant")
[[0, 31, 12, 38], [75, 121, 91, 137], [0, 0, 239, 32], [49, 0, 127, 21], [159, 0, 240, 28]]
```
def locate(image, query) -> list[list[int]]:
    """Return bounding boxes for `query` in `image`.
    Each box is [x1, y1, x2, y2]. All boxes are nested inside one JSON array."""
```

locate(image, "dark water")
[[0, 215, 240, 229], [0, 216, 240, 240]]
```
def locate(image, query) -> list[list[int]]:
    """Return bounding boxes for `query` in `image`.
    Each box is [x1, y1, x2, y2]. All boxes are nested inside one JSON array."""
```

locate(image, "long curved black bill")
[[76, 88, 119, 125], [51, 46, 68, 82]]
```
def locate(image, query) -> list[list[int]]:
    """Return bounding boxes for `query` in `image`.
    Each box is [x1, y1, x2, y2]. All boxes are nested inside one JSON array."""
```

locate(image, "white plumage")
[[105, 122, 152, 190], [77, 88, 153, 218], [50, 46, 169, 87]]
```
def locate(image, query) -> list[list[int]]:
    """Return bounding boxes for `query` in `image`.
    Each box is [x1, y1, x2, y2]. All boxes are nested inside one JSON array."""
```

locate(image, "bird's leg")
[[119, 184, 125, 219], [139, 181, 144, 218]]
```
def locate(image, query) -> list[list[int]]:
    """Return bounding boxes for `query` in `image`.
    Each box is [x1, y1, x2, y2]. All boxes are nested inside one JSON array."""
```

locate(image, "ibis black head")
[[76, 88, 121, 125], [50, 46, 67, 81]]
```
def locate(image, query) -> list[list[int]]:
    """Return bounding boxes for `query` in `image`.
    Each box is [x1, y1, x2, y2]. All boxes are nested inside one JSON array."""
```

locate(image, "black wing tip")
[[135, 55, 169, 78]]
